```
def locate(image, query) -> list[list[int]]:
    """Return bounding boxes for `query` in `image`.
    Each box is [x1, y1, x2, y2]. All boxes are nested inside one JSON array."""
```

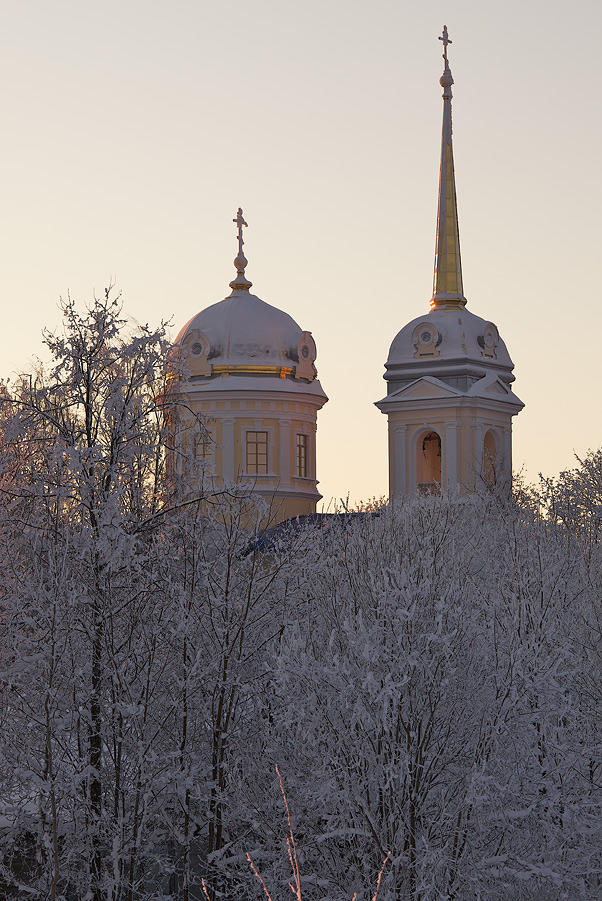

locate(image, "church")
[[173, 27, 523, 524]]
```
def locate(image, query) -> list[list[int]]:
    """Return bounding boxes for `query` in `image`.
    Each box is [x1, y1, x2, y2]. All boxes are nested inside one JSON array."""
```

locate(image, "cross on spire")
[[431, 25, 466, 308], [439, 25, 452, 64]]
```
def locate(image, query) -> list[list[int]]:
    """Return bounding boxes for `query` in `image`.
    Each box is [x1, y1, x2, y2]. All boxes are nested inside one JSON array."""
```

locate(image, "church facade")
[[173, 28, 522, 519]]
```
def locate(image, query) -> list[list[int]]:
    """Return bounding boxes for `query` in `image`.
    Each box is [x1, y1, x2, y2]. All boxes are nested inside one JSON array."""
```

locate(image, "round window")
[[301, 345, 310, 359], [420, 330, 432, 345], [191, 342, 203, 356]]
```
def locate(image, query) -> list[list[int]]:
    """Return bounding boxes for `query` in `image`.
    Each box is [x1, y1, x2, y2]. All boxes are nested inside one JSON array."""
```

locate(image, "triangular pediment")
[[382, 376, 463, 402], [485, 380, 509, 395], [466, 373, 524, 408]]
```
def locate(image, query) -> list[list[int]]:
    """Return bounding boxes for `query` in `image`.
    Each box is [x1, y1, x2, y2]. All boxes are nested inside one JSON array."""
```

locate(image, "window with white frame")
[[246, 430, 268, 475], [296, 433, 308, 477]]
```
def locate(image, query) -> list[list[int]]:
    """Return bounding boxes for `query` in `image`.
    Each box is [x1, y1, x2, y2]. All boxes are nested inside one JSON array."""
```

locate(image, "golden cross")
[[439, 25, 452, 64], [233, 207, 248, 256]]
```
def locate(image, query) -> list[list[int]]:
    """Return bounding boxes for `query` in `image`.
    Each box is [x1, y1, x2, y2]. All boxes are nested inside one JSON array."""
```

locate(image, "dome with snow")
[[175, 289, 307, 370], [175, 211, 321, 388], [384, 306, 516, 394]]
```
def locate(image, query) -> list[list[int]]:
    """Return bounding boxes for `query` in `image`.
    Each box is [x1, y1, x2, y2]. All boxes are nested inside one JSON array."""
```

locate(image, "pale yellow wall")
[[272, 495, 318, 521], [173, 386, 324, 525]]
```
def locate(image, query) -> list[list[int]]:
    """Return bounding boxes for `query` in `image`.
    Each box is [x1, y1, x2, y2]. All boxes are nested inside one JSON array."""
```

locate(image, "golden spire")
[[431, 26, 467, 309], [229, 207, 253, 291]]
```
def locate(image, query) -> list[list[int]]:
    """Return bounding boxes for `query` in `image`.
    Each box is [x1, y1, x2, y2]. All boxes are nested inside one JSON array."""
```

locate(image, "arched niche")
[[483, 430, 497, 486], [417, 429, 442, 494]]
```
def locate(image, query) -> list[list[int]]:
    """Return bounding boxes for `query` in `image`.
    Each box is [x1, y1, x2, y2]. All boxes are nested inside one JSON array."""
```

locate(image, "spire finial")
[[431, 26, 467, 309], [439, 25, 451, 65], [438, 25, 454, 99], [229, 207, 253, 292]]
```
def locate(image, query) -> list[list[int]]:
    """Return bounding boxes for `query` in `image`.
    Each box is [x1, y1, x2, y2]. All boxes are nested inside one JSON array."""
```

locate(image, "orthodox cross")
[[233, 207, 248, 255], [439, 25, 452, 64]]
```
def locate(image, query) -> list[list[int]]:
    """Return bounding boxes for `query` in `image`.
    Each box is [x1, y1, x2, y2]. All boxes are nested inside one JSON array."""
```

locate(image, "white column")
[[390, 423, 407, 500], [502, 425, 513, 484], [221, 418, 236, 482], [279, 418, 291, 488], [472, 420, 484, 490], [445, 421, 459, 492]]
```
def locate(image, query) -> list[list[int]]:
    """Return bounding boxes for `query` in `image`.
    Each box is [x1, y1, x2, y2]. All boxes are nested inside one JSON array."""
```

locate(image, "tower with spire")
[[375, 27, 523, 496], [172, 210, 327, 523]]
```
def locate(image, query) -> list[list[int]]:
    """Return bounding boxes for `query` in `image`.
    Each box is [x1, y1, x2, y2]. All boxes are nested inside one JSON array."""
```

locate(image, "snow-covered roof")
[[175, 289, 305, 369], [384, 306, 516, 385]]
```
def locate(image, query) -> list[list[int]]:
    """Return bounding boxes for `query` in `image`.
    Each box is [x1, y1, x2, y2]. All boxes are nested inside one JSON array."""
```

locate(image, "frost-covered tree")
[[1, 290, 601, 900], [0, 291, 184, 899], [0, 291, 309, 900], [145, 494, 311, 901], [540, 449, 602, 547], [244, 497, 602, 901]]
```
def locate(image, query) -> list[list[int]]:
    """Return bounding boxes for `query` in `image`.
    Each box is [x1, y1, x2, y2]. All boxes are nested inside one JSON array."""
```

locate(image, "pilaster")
[[278, 418, 292, 489], [444, 420, 459, 491], [221, 418, 236, 481], [390, 423, 407, 500], [472, 419, 484, 488]]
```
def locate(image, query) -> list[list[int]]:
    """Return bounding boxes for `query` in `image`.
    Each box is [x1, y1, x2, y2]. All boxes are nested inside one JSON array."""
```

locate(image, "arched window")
[[483, 430, 497, 486], [417, 430, 442, 494]]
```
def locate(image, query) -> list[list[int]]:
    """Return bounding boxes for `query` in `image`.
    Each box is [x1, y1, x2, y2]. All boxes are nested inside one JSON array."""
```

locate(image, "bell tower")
[[375, 28, 523, 497]]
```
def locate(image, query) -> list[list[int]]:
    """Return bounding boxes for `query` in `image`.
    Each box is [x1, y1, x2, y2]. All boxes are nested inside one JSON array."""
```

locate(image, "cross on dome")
[[229, 206, 253, 292], [233, 207, 248, 256]]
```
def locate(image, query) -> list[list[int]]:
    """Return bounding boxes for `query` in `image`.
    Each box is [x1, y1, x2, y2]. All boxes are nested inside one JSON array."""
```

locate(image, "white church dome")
[[175, 290, 304, 369], [385, 306, 515, 382], [175, 209, 321, 389]]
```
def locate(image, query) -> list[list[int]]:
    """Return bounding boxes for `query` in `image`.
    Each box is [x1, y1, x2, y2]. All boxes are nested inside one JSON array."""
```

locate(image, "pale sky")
[[1, 0, 600, 505]]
